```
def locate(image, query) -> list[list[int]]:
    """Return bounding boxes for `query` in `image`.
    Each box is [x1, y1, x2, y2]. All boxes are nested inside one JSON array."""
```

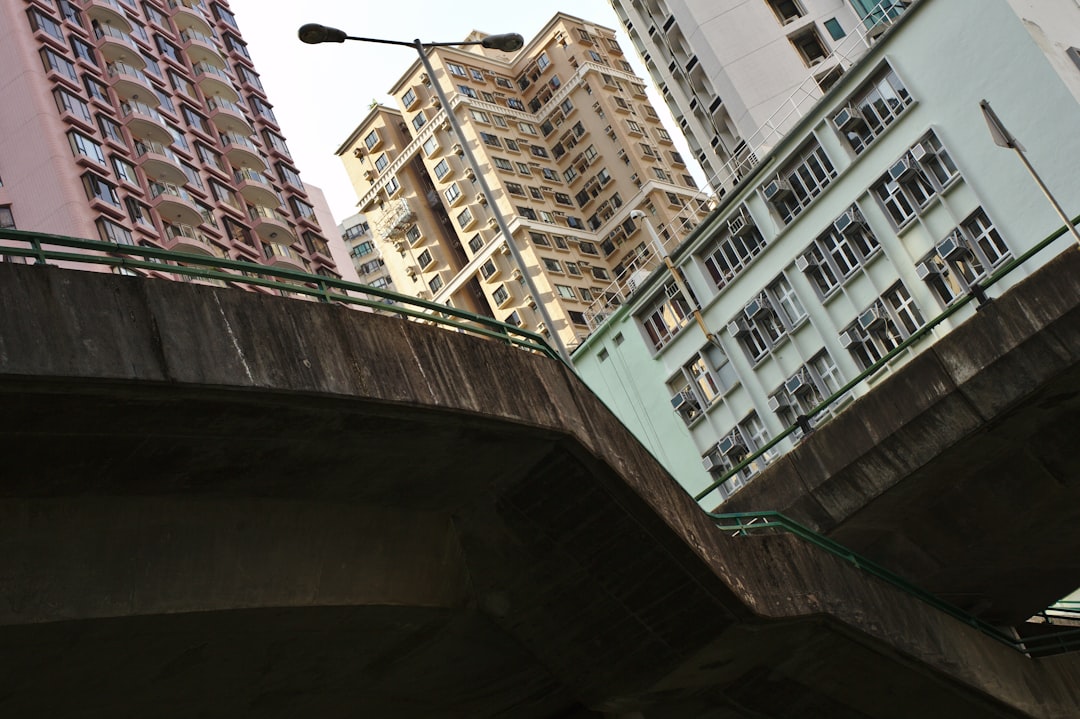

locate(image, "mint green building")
[[572, 0, 1080, 502]]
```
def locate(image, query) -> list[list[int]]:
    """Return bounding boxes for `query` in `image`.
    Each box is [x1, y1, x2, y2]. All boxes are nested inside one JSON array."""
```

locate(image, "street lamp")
[[299, 23, 573, 363]]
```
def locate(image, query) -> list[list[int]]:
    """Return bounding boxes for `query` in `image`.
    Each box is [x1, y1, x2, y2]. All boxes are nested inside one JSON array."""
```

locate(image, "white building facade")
[[609, 0, 909, 192], [575, 0, 1080, 501]]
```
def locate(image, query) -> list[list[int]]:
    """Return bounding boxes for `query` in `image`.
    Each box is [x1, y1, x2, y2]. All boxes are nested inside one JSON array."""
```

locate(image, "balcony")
[[148, 182, 204, 227], [86, 0, 132, 31], [206, 96, 253, 136], [261, 242, 308, 272], [92, 23, 140, 64], [248, 204, 296, 244], [106, 62, 156, 101], [122, 101, 173, 146], [233, 168, 280, 207], [180, 28, 226, 68], [165, 222, 217, 257], [192, 62, 239, 103], [135, 141, 187, 185], [167, 0, 214, 36], [375, 198, 416, 239], [220, 132, 266, 170]]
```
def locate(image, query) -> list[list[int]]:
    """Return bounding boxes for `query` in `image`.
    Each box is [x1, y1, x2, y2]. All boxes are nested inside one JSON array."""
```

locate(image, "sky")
[[226, 0, 691, 225]]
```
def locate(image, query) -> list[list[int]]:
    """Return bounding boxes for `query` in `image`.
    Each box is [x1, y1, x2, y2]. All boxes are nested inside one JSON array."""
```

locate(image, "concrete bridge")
[[1, 258, 1079, 718]]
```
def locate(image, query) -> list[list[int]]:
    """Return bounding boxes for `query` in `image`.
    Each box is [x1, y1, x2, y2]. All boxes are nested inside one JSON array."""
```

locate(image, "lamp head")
[[480, 33, 524, 52], [298, 23, 347, 44]]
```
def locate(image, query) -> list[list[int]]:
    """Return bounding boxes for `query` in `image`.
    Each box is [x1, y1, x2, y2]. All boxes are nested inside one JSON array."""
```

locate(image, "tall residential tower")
[[336, 13, 710, 350], [0, 0, 337, 276]]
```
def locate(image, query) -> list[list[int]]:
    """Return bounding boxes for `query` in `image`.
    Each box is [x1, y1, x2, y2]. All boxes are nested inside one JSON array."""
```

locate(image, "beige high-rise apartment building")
[[0, 0, 338, 278], [336, 13, 709, 349]]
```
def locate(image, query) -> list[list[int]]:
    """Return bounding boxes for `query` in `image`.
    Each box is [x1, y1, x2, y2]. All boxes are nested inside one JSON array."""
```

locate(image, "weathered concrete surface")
[[0, 262, 1078, 717], [721, 247, 1080, 626]]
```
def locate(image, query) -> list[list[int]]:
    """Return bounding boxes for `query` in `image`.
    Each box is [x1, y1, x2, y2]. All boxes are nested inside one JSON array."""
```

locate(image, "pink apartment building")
[[0, 0, 338, 277]]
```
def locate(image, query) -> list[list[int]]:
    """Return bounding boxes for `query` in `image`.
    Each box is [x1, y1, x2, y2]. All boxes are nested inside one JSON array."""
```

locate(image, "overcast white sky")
[[227, 0, 693, 225]]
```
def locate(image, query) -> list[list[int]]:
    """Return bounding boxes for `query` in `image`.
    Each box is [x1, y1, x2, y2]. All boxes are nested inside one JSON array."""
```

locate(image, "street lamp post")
[[299, 23, 573, 364]]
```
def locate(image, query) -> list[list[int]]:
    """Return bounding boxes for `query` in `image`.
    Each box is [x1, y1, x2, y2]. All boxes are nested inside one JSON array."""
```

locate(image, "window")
[[796, 205, 880, 297], [544, 258, 564, 273], [506, 182, 525, 197], [639, 281, 698, 351], [765, 141, 837, 225], [530, 145, 548, 158], [729, 275, 805, 363], [412, 113, 427, 131], [505, 139, 520, 152], [768, 0, 805, 24], [701, 216, 766, 291], [444, 183, 461, 203], [70, 36, 97, 66], [447, 62, 467, 77], [506, 98, 525, 111], [872, 132, 960, 228], [517, 206, 537, 220], [920, 208, 1010, 307], [674, 344, 739, 415], [351, 240, 375, 258], [791, 28, 828, 66], [492, 284, 510, 305], [405, 225, 422, 245], [555, 284, 576, 299], [41, 48, 77, 83], [824, 17, 846, 40], [529, 232, 550, 246], [480, 132, 501, 148], [82, 172, 119, 206], [384, 177, 400, 196], [843, 283, 925, 370], [433, 159, 450, 179], [402, 89, 416, 107], [0, 206, 16, 230], [833, 65, 913, 154], [28, 8, 65, 42], [456, 207, 473, 228], [417, 249, 433, 267], [364, 130, 380, 150], [96, 218, 133, 245], [68, 131, 105, 164], [468, 234, 484, 252], [112, 156, 138, 185], [516, 163, 531, 175], [54, 88, 92, 124], [428, 275, 443, 293]]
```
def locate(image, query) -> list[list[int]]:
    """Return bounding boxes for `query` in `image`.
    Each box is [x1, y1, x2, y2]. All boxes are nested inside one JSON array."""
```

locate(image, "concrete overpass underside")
[[0, 261, 1078, 718]]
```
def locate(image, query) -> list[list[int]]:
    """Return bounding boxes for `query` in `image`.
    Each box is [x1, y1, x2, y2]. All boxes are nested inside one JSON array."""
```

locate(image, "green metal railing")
[[711, 510, 1080, 657], [0, 228, 564, 363], [695, 213, 1080, 506]]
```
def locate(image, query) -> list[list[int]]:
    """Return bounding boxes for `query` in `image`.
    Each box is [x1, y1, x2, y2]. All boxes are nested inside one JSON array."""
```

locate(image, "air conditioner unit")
[[475, 193, 487, 204], [762, 177, 793, 203], [743, 294, 770, 319], [915, 259, 942, 280], [626, 269, 651, 293], [767, 394, 789, 412], [833, 104, 867, 132], [728, 317, 751, 336], [702, 449, 724, 472], [838, 328, 861, 348], [784, 370, 812, 396], [909, 141, 932, 162], [499, 242, 511, 255], [858, 305, 887, 332], [717, 431, 747, 457], [795, 252, 817, 272], [833, 207, 865, 235], [419, 73, 429, 83], [525, 294, 536, 308], [451, 143, 463, 155], [405, 265, 419, 278], [888, 155, 918, 182], [536, 321, 547, 334], [429, 95, 440, 106], [670, 389, 701, 413], [727, 207, 754, 237], [511, 269, 523, 281], [464, 168, 475, 180], [392, 239, 407, 252], [937, 230, 968, 260], [364, 170, 376, 181]]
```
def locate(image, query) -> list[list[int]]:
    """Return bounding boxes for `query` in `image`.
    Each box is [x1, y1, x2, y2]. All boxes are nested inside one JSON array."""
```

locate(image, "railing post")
[[31, 235, 47, 265]]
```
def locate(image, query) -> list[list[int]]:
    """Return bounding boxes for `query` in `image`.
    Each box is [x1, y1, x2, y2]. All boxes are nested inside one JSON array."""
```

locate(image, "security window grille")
[[872, 132, 960, 228], [701, 224, 766, 291]]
